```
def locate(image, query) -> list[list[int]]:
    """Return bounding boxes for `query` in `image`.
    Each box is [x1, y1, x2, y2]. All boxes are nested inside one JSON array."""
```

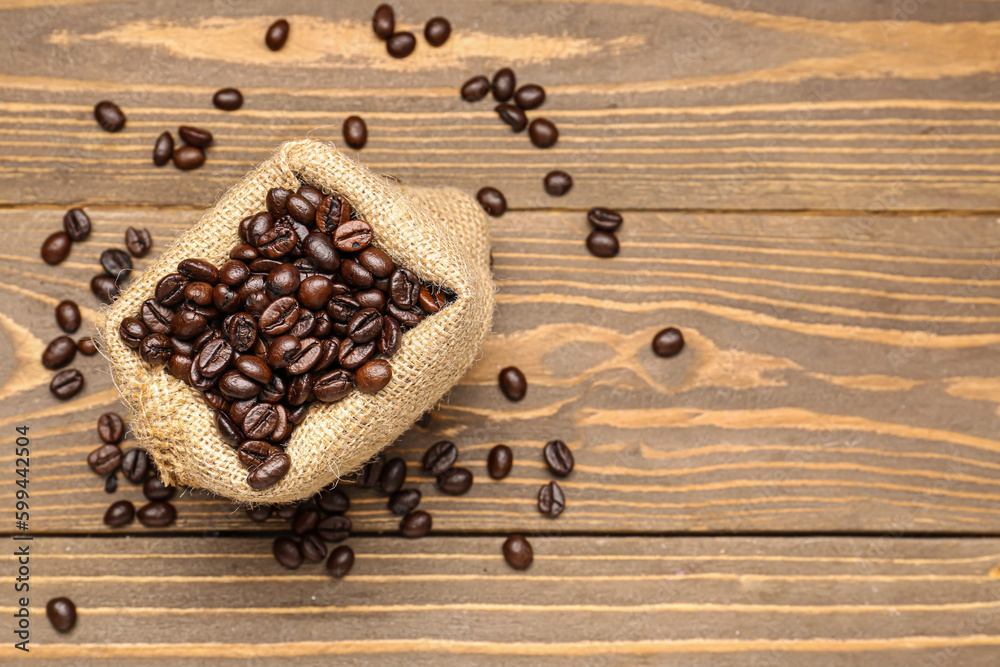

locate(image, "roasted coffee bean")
[[42, 336, 77, 370], [337, 338, 375, 369], [155, 273, 188, 306], [55, 300, 82, 333], [313, 369, 354, 402], [316, 486, 350, 514], [514, 84, 546, 110], [143, 474, 175, 501], [586, 230, 619, 258], [347, 308, 382, 344], [266, 334, 300, 370], [544, 440, 574, 476], [46, 598, 77, 632], [423, 440, 458, 474], [220, 260, 251, 287], [342, 115, 368, 149], [276, 504, 299, 520], [389, 488, 421, 515], [326, 545, 355, 578], [355, 453, 385, 488], [213, 87, 243, 111], [171, 310, 207, 339], [315, 194, 350, 232], [378, 315, 401, 355], [355, 358, 392, 393], [246, 212, 275, 246], [300, 532, 327, 562], [476, 187, 506, 216], [91, 274, 118, 303], [97, 412, 125, 444], [100, 248, 133, 279], [424, 17, 451, 46], [41, 231, 72, 265], [195, 339, 234, 378], [265, 263, 301, 298], [212, 283, 241, 313], [178, 258, 219, 284], [652, 327, 685, 357], [292, 506, 321, 535], [203, 390, 230, 413], [104, 499, 135, 527], [538, 481, 566, 517], [389, 268, 420, 308], [488, 444, 513, 480], [246, 505, 272, 522], [77, 337, 98, 355], [372, 3, 394, 39], [297, 275, 334, 310], [387, 31, 416, 58], [139, 333, 173, 363], [285, 193, 315, 225], [243, 403, 280, 439], [244, 291, 270, 318], [119, 317, 147, 349], [50, 368, 84, 399], [238, 440, 278, 469], [257, 224, 298, 258], [297, 185, 325, 207], [173, 145, 205, 170], [137, 501, 176, 527], [153, 131, 174, 166], [273, 536, 302, 569], [529, 118, 558, 148], [259, 297, 300, 335], [373, 276, 391, 295], [212, 409, 241, 445], [104, 472, 118, 493], [418, 286, 446, 313], [503, 535, 533, 569], [400, 510, 432, 538], [88, 443, 122, 476], [265, 187, 292, 219], [358, 247, 394, 278], [340, 258, 374, 289], [492, 68, 516, 102], [316, 515, 351, 543], [544, 170, 573, 196], [229, 398, 258, 425], [356, 288, 386, 313], [63, 208, 92, 241], [588, 207, 623, 232], [94, 100, 126, 132], [495, 104, 527, 132], [124, 226, 153, 257], [219, 369, 260, 400], [461, 75, 490, 102], [378, 457, 407, 494], [436, 466, 472, 496], [266, 19, 289, 51], [333, 219, 373, 252], [178, 125, 213, 148], [235, 356, 272, 384], [121, 448, 150, 483], [498, 366, 527, 401], [286, 337, 322, 375], [302, 233, 341, 272]]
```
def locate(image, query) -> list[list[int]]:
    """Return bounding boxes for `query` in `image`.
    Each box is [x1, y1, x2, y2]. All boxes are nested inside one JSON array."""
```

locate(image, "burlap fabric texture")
[[100, 139, 494, 505]]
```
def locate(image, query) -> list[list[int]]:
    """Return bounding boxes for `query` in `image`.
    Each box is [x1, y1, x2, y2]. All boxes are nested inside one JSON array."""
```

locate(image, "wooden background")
[[2, 0, 1000, 664]]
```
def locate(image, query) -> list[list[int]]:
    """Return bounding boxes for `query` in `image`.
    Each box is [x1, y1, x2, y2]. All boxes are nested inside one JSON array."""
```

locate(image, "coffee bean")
[[503, 535, 533, 569], [324, 545, 355, 578], [334, 219, 373, 252], [419, 286, 445, 312], [94, 100, 125, 132], [389, 488, 421, 515], [143, 474, 175, 501], [97, 412, 125, 444], [495, 104, 527, 132], [276, 504, 299, 520], [372, 3, 394, 39], [340, 258, 373, 289], [544, 170, 573, 196], [152, 131, 174, 166], [105, 472, 118, 497], [316, 486, 350, 514], [213, 88, 243, 111], [194, 338, 233, 378], [46, 598, 76, 632], [125, 227, 153, 257], [285, 194, 315, 225], [355, 358, 392, 393], [387, 31, 416, 58], [259, 297, 300, 335], [313, 369, 355, 402], [358, 247, 394, 278], [438, 467, 473, 495], [357, 288, 386, 312], [342, 115, 368, 150], [292, 506, 321, 535], [348, 308, 383, 344], [487, 444, 513, 480], [219, 369, 260, 400], [88, 443, 122, 476], [248, 451, 291, 489], [104, 499, 135, 527], [529, 118, 558, 148], [179, 126, 214, 149], [266, 19, 289, 51], [588, 207, 623, 231], [41, 231, 71, 265], [54, 300, 82, 334], [461, 75, 490, 102], [50, 368, 84, 399], [238, 439, 278, 469], [492, 68, 516, 102], [155, 273, 188, 306], [91, 274, 119, 303], [400, 510, 432, 538], [586, 230, 619, 258], [538, 480, 565, 517], [297, 184, 324, 208], [246, 505, 272, 522], [498, 366, 527, 401], [227, 313, 257, 352], [100, 248, 133, 279], [63, 208, 92, 241], [423, 440, 457, 474], [42, 335, 77, 370], [424, 17, 451, 46], [476, 187, 506, 217], [256, 224, 297, 258], [139, 332, 172, 362], [121, 448, 150, 483], [652, 327, 685, 357], [300, 532, 327, 562], [543, 439, 574, 476], [243, 403, 280, 439], [119, 317, 147, 349], [77, 337, 98, 355], [378, 457, 407, 494], [220, 260, 250, 288], [389, 268, 420, 309], [137, 501, 176, 527], [235, 355, 272, 384], [377, 315, 401, 356], [266, 263, 301, 298], [355, 453, 385, 488], [173, 145, 205, 170], [316, 515, 351, 543], [286, 337, 322, 375], [514, 84, 546, 110], [273, 537, 302, 569]]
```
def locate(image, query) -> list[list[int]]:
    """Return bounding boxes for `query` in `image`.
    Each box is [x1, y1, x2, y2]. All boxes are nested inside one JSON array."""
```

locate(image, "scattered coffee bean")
[[125, 227, 153, 257], [104, 499, 135, 527], [87, 443, 121, 476], [495, 104, 527, 132], [42, 335, 77, 370], [538, 480, 565, 517], [438, 467, 473, 495], [400, 510, 432, 538], [46, 598, 76, 632], [137, 501, 176, 527], [246, 505, 273, 522], [213, 88, 244, 111], [178, 126, 213, 148], [77, 337, 98, 355], [586, 230, 619, 258], [492, 68, 516, 102], [423, 440, 458, 474], [292, 506, 321, 535], [153, 131, 174, 166], [387, 31, 416, 58], [55, 300, 82, 333], [316, 486, 350, 514], [104, 472, 118, 493], [544, 170, 573, 196], [378, 457, 407, 494], [498, 366, 527, 401], [424, 17, 451, 47], [587, 207, 623, 232], [461, 75, 490, 102], [266, 19, 289, 51], [316, 515, 351, 543], [372, 4, 394, 39], [343, 116, 368, 149], [91, 274, 119, 303], [326, 545, 355, 578], [97, 412, 125, 444], [476, 187, 506, 217], [514, 84, 546, 110], [100, 248, 132, 279], [300, 532, 327, 562], [273, 537, 302, 568], [94, 100, 125, 132], [543, 439, 574, 477], [652, 327, 684, 357], [50, 368, 84, 399], [487, 444, 513, 480], [355, 358, 392, 393], [143, 474, 175, 501], [503, 534, 533, 569], [528, 118, 558, 148], [389, 488, 421, 515], [173, 145, 205, 170], [41, 231, 71, 265], [63, 208, 92, 241], [121, 448, 150, 483]]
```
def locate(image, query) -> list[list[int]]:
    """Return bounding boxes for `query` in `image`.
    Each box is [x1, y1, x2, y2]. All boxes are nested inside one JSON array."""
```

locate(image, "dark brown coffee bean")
[[315, 194, 351, 233], [355, 358, 392, 393], [139, 333, 173, 363], [586, 230, 619, 258], [316, 486, 350, 514], [265, 19, 289, 51], [90, 274, 118, 303], [219, 369, 260, 400], [273, 536, 302, 568], [488, 444, 513, 480], [298, 185, 325, 209], [119, 317, 147, 349], [63, 208, 91, 241], [246, 505, 272, 522], [97, 412, 125, 444], [100, 248, 132, 279], [155, 273, 187, 306], [389, 268, 420, 308], [245, 212, 275, 246], [355, 453, 385, 488], [46, 598, 77, 632], [104, 499, 135, 527], [529, 118, 558, 148], [347, 308, 383, 344], [302, 235, 340, 275], [295, 275, 333, 310], [77, 337, 98, 355], [256, 224, 298, 258], [265, 263, 300, 298], [476, 187, 506, 216], [121, 448, 150, 483], [265, 187, 292, 219], [210, 410, 240, 445], [423, 440, 457, 475], [340, 258, 373, 289], [418, 286, 446, 314], [276, 504, 298, 520], [213, 87, 243, 111], [173, 145, 205, 170], [267, 404, 291, 440], [168, 355, 193, 382], [358, 246, 394, 278], [203, 390, 230, 413], [103, 470, 116, 492], [495, 104, 527, 132], [498, 366, 527, 401], [194, 339, 234, 378], [94, 100, 125, 132], [538, 481, 565, 517], [372, 3, 394, 39], [337, 338, 376, 369], [544, 440, 574, 477], [389, 488, 421, 515], [220, 260, 250, 287], [300, 532, 327, 562], [285, 193, 315, 225], [387, 31, 416, 58], [259, 296, 300, 335], [588, 207, 623, 231], [137, 501, 176, 527], [41, 231, 71, 265], [50, 368, 84, 399], [235, 356, 272, 384], [342, 116, 368, 149], [416, 411, 432, 429], [313, 369, 354, 402], [326, 545, 355, 578], [316, 515, 351, 543], [248, 452, 291, 490], [88, 443, 122, 476], [143, 474, 175, 501], [55, 300, 81, 334], [400, 510, 432, 538], [514, 84, 546, 110], [125, 227, 153, 257], [171, 310, 207, 340], [333, 219, 373, 252], [461, 75, 490, 102], [377, 315, 401, 356], [647, 325, 686, 357], [544, 170, 573, 196], [503, 535, 533, 569], [243, 403, 280, 439], [153, 131, 174, 166], [378, 457, 407, 494], [178, 126, 212, 148], [42, 335, 77, 370], [356, 288, 386, 313], [424, 17, 451, 46], [237, 439, 277, 469], [265, 334, 299, 370], [492, 68, 516, 102], [178, 258, 219, 284], [286, 337, 322, 375], [292, 506, 321, 535]]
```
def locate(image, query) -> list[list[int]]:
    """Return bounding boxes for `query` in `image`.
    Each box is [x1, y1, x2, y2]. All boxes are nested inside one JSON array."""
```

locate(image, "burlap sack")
[[100, 139, 494, 505]]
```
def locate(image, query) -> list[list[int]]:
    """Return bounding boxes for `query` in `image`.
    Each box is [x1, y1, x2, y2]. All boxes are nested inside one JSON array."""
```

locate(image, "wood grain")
[[2, 0, 1000, 210]]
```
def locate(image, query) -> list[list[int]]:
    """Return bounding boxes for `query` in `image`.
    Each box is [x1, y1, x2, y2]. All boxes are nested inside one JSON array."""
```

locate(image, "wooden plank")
[[2, 206, 999, 534], [1, 0, 1000, 210], [3, 535, 1000, 665]]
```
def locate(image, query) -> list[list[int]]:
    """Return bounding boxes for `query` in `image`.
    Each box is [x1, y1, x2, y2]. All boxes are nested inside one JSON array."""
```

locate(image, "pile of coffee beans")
[[152, 126, 213, 171], [461, 68, 558, 150], [371, 5, 452, 58], [117, 183, 453, 490]]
